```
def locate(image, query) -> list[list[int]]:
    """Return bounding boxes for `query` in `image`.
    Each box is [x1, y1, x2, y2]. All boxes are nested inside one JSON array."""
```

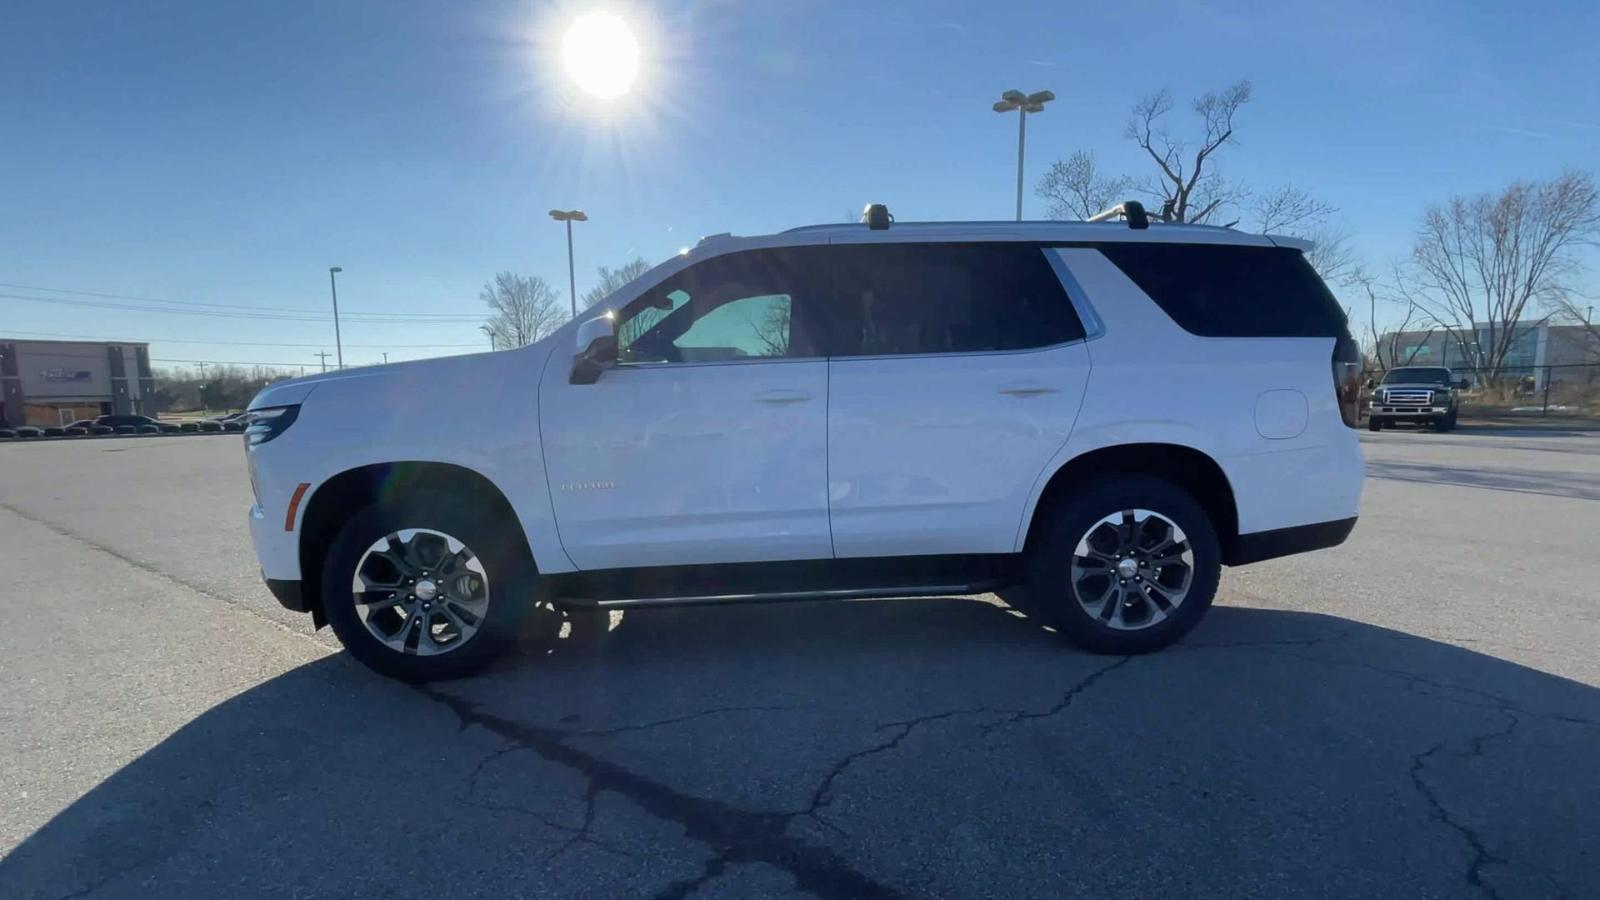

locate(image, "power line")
[[1, 283, 486, 321], [2, 329, 481, 349], [0, 290, 483, 322]]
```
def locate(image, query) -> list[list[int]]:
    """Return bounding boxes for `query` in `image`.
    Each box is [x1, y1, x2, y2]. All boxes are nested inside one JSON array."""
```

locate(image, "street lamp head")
[[549, 209, 589, 222], [1001, 89, 1025, 104], [992, 100, 1016, 113], [1026, 90, 1055, 105], [329, 266, 342, 274]]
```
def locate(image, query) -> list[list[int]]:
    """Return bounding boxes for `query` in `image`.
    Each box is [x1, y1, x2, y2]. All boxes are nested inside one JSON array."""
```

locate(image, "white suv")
[[244, 206, 1364, 680]]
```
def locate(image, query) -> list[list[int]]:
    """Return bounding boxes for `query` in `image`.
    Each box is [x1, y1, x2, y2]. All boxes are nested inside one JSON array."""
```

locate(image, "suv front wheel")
[[320, 492, 531, 681], [1019, 475, 1221, 654]]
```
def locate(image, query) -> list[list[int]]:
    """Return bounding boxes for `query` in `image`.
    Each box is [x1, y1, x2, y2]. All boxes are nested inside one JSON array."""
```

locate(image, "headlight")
[[245, 405, 300, 445]]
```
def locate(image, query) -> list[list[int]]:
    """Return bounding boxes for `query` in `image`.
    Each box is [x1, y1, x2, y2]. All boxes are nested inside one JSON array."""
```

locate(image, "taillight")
[[1332, 335, 1362, 428]]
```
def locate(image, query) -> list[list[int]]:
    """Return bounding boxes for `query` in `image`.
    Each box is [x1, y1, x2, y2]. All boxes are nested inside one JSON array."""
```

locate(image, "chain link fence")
[[1362, 362, 1600, 420]]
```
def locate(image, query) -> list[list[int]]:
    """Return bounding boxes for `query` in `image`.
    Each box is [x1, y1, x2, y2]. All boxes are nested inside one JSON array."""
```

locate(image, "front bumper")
[[249, 501, 302, 581], [264, 577, 308, 612], [1369, 405, 1449, 419]]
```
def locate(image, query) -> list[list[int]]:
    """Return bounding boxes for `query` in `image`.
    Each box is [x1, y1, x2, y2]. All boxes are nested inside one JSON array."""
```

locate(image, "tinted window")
[[616, 248, 827, 364], [1381, 368, 1450, 385], [818, 243, 1084, 356], [1098, 244, 1347, 338]]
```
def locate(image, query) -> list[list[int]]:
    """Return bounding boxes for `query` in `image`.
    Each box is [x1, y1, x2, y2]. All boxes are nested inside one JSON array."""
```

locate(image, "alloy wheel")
[[1068, 509, 1195, 630], [350, 528, 491, 655]]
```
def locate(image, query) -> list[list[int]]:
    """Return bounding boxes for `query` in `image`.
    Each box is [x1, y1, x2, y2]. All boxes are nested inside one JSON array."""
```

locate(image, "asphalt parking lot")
[[2, 426, 1598, 899]]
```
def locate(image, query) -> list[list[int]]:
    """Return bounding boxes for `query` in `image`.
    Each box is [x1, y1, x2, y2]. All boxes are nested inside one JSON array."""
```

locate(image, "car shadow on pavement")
[[1366, 458, 1600, 501], [4, 600, 1598, 899]]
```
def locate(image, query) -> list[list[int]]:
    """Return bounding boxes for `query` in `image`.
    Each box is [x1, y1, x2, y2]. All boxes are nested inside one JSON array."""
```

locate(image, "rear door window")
[[1096, 244, 1348, 338], [817, 243, 1085, 356]]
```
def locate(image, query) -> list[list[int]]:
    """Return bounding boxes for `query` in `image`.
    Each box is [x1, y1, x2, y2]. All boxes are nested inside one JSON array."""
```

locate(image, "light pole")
[[549, 209, 588, 319], [327, 266, 345, 369], [992, 89, 1054, 221]]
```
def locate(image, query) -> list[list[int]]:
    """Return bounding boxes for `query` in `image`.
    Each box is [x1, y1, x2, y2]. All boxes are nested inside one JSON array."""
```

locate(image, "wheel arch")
[[296, 461, 536, 626], [1020, 443, 1243, 564]]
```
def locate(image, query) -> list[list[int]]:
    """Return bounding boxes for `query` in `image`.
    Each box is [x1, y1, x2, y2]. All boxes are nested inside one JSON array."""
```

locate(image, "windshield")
[[1381, 368, 1450, 385]]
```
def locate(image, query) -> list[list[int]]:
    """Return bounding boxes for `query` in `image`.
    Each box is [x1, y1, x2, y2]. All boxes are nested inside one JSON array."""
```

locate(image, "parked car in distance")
[[1368, 366, 1466, 432], [244, 203, 1365, 681], [179, 422, 200, 433], [89, 425, 114, 435], [0, 428, 15, 439], [13, 426, 44, 439], [64, 426, 89, 436], [43, 426, 67, 436], [197, 420, 222, 433], [90, 414, 181, 434]]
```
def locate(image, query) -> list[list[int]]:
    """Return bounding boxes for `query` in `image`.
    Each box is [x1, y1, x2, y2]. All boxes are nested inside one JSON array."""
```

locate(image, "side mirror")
[[570, 314, 618, 384]]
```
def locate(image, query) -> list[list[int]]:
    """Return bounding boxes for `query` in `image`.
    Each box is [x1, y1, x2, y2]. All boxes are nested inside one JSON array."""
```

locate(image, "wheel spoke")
[[355, 590, 403, 610], [1139, 581, 1173, 614], [1149, 540, 1190, 566], [444, 601, 481, 628], [1118, 510, 1135, 548]]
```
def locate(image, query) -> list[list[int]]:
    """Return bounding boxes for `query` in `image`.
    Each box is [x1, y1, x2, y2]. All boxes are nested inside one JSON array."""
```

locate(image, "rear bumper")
[[264, 577, 309, 612], [1227, 516, 1357, 566]]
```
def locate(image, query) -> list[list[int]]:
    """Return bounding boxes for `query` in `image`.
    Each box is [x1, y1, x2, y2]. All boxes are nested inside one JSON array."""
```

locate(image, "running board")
[[545, 554, 1022, 610], [579, 583, 998, 610]]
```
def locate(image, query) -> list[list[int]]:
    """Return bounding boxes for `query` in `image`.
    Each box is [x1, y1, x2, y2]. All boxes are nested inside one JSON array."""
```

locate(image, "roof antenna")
[[861, 203, 892, 230], [1087, 200, 1149, 229]]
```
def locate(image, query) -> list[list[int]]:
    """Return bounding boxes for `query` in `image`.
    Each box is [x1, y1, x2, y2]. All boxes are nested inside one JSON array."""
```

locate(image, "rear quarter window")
[[1097, 243, 1348, 338]]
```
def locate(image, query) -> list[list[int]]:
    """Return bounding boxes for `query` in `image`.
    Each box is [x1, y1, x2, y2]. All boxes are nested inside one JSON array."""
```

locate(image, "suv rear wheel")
[[1018, 475, 1221, 654], [321, 492, 531, 681]]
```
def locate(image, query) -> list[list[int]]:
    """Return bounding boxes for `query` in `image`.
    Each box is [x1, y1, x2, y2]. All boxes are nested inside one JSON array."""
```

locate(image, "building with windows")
[[1377, 322, 1600, 388], [0, 339, 154, 427]]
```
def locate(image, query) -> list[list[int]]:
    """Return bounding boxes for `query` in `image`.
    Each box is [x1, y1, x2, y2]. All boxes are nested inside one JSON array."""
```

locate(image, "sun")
[[561, 12, 640, 99]]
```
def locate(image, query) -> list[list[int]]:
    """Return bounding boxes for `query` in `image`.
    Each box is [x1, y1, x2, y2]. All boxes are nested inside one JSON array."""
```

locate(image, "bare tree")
[[1036, 151, 1132, 220], [1404, 171, 1599, 384], [1550, 292, 1600, 360], [480, 271, 566, 349], [1251, 185, 1333, 234], [1356, 269, 1432, 371], [1123, 80, 1253, 224], [581, 258, 653, 309], [1040, 81, 1346, 280]]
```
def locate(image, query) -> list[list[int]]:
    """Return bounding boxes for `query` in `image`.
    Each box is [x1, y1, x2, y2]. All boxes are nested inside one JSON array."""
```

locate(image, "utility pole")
[[382, 352, 389, 365], [328, 266, 345, 370], [992, 89, 1055, 221], [315, 351, 331, 373]]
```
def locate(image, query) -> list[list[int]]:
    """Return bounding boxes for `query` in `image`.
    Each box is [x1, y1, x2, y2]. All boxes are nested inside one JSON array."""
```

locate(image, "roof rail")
[[1086, 200, 1150, 230]]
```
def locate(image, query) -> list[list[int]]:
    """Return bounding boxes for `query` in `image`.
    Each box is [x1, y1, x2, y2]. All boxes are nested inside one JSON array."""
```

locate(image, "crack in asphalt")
[[979, 656, 1133, 736], [1407, 712, 1521, 900], [571, 706, 798, 737], [799, 707, 997, 835], [420, 685, 913, 900]]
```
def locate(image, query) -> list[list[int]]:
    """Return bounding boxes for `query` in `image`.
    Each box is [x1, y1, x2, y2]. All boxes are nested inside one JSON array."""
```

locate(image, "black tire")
[[1018, 475, 1221, 654], [320, 491, 533, 681], [1368, 417, 1382, 432]]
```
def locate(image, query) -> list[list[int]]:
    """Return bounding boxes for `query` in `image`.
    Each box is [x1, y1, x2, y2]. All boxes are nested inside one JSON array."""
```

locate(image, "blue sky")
[[3, 0, 1597, 370]]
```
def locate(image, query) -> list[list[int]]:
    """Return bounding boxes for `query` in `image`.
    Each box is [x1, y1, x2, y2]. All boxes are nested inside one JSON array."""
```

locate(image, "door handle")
[[998, 382, 1058, 397], [754, 389, 813, 404]]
